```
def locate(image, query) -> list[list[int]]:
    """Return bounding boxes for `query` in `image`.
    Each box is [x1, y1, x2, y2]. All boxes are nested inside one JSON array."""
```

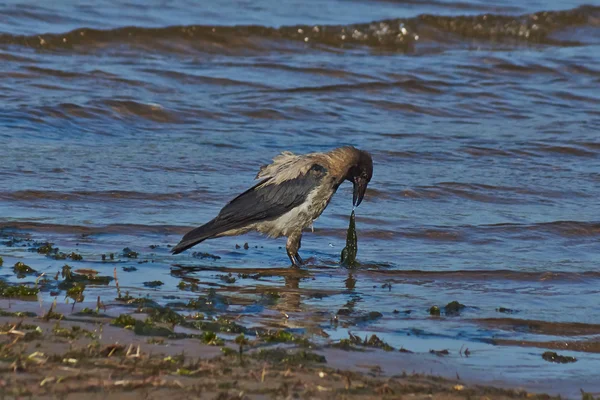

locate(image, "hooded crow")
[[171, 146, 373, 267]]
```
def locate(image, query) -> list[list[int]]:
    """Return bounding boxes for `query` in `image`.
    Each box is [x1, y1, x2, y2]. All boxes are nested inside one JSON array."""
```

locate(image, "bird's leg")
[[295, 235, 303, 264], [286, 232, 303, 268]]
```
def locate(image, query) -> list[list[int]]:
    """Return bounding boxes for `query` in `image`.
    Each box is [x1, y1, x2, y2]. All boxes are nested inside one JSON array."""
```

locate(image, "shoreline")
[[0, 301, 582, 399]]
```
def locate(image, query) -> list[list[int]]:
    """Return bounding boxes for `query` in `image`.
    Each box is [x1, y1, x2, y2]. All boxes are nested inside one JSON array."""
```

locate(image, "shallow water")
[[1, 0, 600, 397]]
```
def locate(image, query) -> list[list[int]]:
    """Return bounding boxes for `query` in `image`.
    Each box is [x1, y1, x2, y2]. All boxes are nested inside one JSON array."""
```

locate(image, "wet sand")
[[0, 305, 560, 400]]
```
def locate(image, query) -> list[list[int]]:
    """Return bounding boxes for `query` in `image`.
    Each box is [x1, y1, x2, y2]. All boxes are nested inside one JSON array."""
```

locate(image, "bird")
[[171, 146, 373, 267]]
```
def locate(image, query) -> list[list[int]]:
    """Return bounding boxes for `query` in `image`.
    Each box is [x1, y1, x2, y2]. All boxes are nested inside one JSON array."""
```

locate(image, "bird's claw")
[[290, 252, 304, 268]]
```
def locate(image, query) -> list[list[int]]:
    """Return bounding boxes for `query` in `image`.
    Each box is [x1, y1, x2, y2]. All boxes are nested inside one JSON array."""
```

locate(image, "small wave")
[[384, 181, 587, 204], [475, 317, 600, 336], [0, 6, 597, 53], [0, 221, 188, 236], [532, 144, 598, 157], [0, 190, 213, 202], [368, 268, 600, 281], [314, 220, 600, 242]]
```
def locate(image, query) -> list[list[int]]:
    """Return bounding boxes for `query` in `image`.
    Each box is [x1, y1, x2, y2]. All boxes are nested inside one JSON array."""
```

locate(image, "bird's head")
[[345, 149, 373, 207]]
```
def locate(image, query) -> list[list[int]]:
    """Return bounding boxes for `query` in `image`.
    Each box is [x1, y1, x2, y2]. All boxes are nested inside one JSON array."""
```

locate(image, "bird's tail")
[[171, 220, 219, 254]]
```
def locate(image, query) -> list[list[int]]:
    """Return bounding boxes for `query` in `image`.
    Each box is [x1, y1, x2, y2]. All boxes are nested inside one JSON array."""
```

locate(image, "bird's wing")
[[171, 162, 328, 254], [215, 162, 328, 232], [256, 151, 320, 184]]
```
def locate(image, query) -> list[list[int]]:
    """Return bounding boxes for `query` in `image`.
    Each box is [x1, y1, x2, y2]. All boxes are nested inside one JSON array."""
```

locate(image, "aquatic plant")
[[542, 351, 577, 363], [341, 210, 359, 267], [444, 301, 465, 316], [13, 261, 38, 278], [429, 306, 441, 316], [122, 247, 138, 258], [112, 314, 137, 328], [143, 280, 164, 288], [0, 282, 39, 298]]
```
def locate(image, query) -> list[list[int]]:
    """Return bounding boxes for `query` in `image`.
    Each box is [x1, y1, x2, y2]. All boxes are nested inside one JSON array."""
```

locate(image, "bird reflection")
[[275, 274, 302, 312]]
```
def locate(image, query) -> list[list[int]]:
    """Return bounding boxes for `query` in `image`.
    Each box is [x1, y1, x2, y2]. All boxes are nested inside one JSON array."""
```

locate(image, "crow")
[[171, 146, 373, 267]]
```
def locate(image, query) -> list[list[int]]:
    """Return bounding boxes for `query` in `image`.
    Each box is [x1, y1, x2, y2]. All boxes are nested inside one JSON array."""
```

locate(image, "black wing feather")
[[171, 163, 327, 254]]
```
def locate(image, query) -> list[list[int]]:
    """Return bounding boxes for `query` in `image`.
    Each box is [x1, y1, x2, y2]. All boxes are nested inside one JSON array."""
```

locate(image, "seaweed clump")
[[254, 349, 326, 365], [59, 265, 112, 289], [343, 332, 394, 351], [444, 301, 465, 316], [32, 242, 83, 261], [143, 281, 164, 288], [340, 210, 359, 267], [0, 282, 39, 299], [542, 351, 577, 364], [122, 247, 139, 258], [13, 262, 38, 278]]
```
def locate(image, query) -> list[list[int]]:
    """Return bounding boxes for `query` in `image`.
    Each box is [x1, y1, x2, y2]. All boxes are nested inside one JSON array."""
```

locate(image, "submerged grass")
[[0, 279, 39, 299]]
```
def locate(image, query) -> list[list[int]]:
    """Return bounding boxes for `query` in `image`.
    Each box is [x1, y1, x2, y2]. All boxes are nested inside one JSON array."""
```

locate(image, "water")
[[1, 0, 600, 396]]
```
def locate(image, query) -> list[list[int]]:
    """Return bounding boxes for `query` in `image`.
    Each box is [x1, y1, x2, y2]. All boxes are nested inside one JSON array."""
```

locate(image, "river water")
[[1, 0, 600, 397]]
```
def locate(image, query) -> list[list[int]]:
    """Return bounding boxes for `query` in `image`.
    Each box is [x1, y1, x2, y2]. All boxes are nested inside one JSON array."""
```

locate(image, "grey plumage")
[[171, 146, 373, 266]]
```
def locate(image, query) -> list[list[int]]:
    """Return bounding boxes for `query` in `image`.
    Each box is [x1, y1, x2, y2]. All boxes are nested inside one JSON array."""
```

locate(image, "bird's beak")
[[352, 177, 368, 207]]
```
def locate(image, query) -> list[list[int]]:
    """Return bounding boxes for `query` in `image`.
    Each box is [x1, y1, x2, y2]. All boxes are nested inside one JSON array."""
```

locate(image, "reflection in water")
[[279, 274, 302, 312], [345, 273, 357, 291]]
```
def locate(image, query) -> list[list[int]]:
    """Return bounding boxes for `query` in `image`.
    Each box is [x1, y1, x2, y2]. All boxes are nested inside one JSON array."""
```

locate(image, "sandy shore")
[[0, 304, 562, 400]]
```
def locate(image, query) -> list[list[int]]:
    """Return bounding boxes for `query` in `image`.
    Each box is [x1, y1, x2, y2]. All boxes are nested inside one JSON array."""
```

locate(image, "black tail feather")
[[171, 220, 218, 254]]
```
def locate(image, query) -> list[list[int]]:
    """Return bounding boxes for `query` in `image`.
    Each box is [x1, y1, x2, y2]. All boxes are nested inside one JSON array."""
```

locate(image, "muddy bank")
[[0, 309, 560, 400], [1, 230, 600, 399]]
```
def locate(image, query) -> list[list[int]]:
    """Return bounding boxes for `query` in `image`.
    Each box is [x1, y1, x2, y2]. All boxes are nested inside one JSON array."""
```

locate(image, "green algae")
[[122, 247, 138, 258], [112, 314, 137, 328], [340, 210, 359, 267], [253, 349, 326, 364], [111, 312, 182, 337], [143, 280, 164, 288], [201, 331, 224, 346], [0, 309, 36, 318], [177, 280, 200, 292], [353, 311, 383, 324], [331, 338, 365, 351], [542, 351, 577, 364], [193, 316, 247, 334], [258, 330, 312, 347], [364, 334, 394, 351], [42, 303, 64, 321], [497, 307, 517, 313], [31, 242, 83, 261], [66, 283, 85, 303], [192, 251, 221, 260], [13, 261, 38, 278], [429, 306, 441, 316], [147, 306, 185, 328], [444, 301, 465, 316], [220, 346, 237, 356], [345, 332, 394, 351], [53, 324, 95, 340], [76, 307, 98, 316], [59, 265, 112, 289], [218, 273, 236, 284], [0, 281, 39, 299]]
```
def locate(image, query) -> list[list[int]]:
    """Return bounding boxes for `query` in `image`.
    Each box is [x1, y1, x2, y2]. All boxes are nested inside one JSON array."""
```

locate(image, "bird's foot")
[[289, 253, 304, 268]]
